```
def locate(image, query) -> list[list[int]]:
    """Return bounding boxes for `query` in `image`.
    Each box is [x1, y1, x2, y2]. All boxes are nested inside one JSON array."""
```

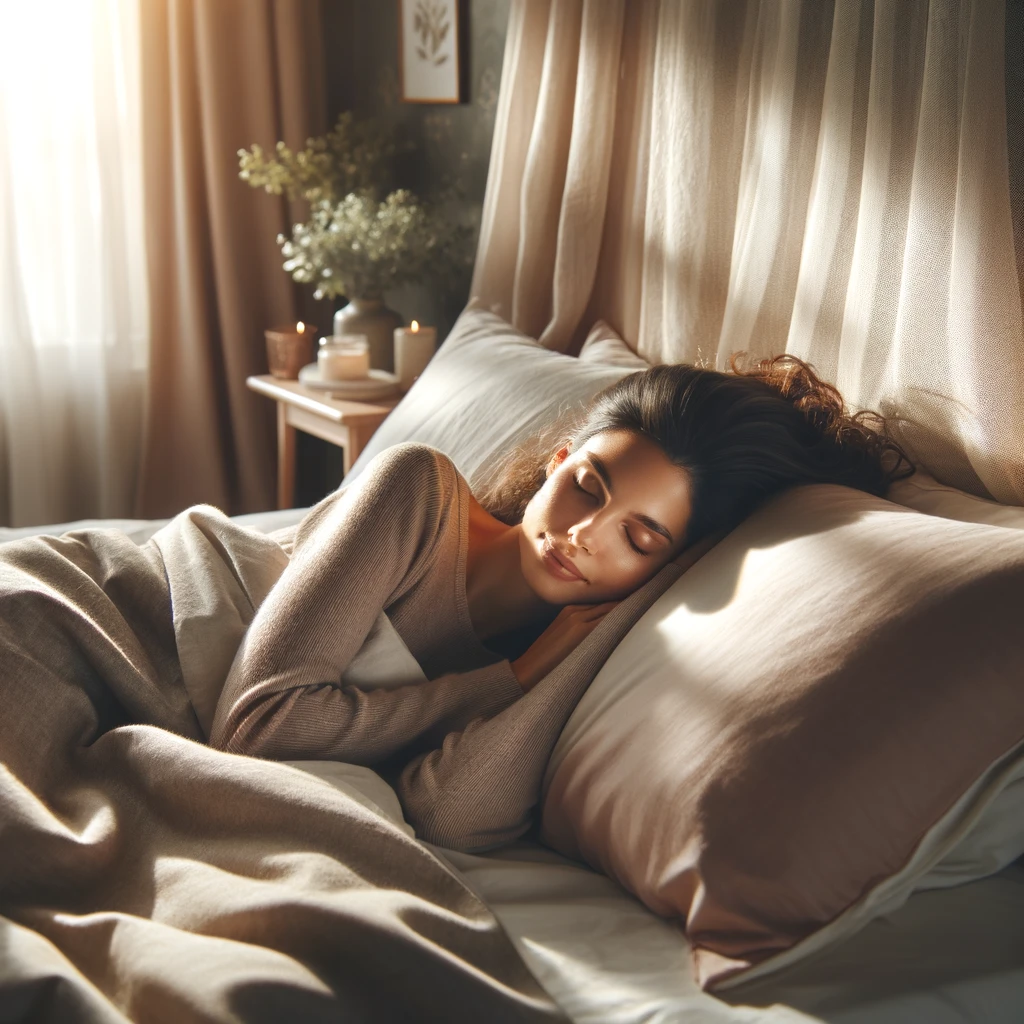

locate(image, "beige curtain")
[[471, 0, 1024, 504], [137, 0, 325, 518]]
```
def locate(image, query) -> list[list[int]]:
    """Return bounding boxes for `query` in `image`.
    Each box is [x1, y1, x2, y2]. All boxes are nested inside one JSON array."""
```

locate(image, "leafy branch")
[[240, 111, 474, 301]]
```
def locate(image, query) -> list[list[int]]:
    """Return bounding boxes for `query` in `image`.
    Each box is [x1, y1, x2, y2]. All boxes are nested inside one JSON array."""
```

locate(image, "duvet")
[[0, 511, 568, 1022]]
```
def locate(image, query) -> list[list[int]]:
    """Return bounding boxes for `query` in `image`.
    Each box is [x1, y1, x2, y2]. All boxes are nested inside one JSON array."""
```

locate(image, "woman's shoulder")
[[361, 442, 464, 499], [290, 443, 466, 559]]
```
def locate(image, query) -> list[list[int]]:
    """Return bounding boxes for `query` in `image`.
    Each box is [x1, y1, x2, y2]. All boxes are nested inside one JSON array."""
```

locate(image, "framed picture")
[[399, 0, 464, 104]]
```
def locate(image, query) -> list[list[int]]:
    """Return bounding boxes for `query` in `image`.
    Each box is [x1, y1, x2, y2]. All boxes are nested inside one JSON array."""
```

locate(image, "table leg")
[[344, 424, 375, 477], [277, 404, 297, 509]]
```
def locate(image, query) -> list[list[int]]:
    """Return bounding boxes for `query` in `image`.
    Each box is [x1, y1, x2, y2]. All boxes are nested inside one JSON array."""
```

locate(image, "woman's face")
[[519, 428, 693, 604]]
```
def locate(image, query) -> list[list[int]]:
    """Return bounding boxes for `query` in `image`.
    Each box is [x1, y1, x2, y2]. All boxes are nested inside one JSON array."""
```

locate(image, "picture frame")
[[399, 0, 464, 104]]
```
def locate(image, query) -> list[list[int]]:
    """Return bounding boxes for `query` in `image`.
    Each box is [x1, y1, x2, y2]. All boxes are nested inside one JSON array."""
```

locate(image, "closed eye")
[[573, 474, 599, 503], [573, 473, 650, 557]]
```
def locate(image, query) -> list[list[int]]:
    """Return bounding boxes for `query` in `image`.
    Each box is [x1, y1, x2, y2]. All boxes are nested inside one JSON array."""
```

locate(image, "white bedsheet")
[[432, 840, 1024, 1024], [8, 509, 1023, 1023], [287, 758, 1024, 1024]]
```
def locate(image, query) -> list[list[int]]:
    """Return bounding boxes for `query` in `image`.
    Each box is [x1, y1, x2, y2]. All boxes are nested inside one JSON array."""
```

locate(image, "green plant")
[[239, 112, 473, 300]]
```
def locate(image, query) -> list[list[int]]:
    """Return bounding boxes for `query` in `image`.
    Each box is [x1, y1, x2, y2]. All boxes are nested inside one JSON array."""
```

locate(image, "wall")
[[322, 0, 509, 342], [293, 0, 509, 505]]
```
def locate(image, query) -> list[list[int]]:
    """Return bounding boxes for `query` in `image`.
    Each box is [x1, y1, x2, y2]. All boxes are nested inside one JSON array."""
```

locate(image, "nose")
[[567, 520, 594, 555]]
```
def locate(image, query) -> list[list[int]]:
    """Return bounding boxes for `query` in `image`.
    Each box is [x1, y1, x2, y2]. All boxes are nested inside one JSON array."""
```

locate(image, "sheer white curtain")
[[472, 0, 1024, 504], [0, 0, 148, 527]]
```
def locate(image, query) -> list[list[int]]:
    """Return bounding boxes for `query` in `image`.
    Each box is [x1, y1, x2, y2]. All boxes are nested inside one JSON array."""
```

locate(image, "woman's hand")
[[511, 601, 619, 693]]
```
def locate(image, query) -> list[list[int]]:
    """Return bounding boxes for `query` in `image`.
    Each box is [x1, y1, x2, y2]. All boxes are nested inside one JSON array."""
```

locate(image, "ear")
[[545, 441, 573, 479]]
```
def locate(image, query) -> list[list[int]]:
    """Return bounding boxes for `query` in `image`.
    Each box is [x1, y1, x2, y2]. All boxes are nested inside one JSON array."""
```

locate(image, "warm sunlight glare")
[[2, 2, 132, 119], [0, 0, 147, 357]]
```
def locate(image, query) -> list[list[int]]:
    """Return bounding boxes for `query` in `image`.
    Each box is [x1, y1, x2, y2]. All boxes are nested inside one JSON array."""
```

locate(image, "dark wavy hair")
[[476, 353, 915, 544]]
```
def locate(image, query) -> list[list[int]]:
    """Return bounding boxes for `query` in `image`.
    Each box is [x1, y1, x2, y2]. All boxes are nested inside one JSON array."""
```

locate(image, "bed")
[[3, 306, 1022, 1023]]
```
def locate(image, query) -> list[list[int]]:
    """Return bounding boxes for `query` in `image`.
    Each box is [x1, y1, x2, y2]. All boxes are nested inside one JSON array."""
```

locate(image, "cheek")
[[523, 478, 566, 531]]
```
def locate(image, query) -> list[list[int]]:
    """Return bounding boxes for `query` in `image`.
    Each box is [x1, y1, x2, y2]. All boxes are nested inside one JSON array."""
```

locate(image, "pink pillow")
[[540, 483, 1024, 991]]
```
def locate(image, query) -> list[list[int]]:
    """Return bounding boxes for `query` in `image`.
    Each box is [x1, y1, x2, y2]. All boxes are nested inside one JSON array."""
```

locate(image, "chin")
[[523, 557, 566, 604]]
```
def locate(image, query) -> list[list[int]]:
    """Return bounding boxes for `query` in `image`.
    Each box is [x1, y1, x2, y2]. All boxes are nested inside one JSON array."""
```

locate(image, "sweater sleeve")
[[207, 443, 523, 763], [391, 562, 683, 852], [393, 532, 724, 853]]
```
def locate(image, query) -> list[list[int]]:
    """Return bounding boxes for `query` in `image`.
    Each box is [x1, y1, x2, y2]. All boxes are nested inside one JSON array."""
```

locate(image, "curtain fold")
[[471, 0, 1024, 503], [0, 0, 149, 527], [136, 0, 325, 519]]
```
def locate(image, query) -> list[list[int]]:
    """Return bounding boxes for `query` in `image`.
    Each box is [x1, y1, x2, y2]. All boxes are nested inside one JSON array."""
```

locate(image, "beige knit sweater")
[[210, 442, 693, 852]]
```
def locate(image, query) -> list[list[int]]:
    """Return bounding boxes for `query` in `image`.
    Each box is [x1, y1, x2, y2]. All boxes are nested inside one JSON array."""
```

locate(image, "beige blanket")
[[0, 510, 568, 1023]]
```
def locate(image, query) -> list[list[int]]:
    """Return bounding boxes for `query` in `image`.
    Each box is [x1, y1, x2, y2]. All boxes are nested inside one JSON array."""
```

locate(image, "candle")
[[265, 321, 316, 379], [318, 335, 370, 381], [394, 320, 437, 391]]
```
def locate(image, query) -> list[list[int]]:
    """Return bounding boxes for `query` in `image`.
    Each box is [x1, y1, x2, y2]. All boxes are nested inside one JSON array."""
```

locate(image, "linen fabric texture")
[[472, 0, 1024, 504], [0, 508, 567, 1022], [540, 485, 1024, 991], [136, 0, 326, 519]]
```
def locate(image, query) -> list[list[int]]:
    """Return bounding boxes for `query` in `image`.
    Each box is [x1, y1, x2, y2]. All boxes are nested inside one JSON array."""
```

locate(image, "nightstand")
[[247, 375, 401, 509]]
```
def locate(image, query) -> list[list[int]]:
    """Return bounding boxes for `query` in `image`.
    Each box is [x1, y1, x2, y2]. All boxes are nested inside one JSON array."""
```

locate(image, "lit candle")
[[393, 320, 437, 391], [265, 321, 317, 379], [318, 335, 370, 381]]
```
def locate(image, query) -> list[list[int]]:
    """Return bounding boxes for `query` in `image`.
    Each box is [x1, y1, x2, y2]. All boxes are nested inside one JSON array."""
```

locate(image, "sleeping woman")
[[0, 353, 911, 854], [204, 353, 912, 849]]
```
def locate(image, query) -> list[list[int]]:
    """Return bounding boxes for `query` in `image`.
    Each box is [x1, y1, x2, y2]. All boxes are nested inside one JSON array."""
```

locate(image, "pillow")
[[884, 468, 1024, 892], [887, 466, 1024, 531], [578, 319, 651, 369], [539, 483, 1024, 992], [340, 611, 428, 692], [344, 307, 634, 491]]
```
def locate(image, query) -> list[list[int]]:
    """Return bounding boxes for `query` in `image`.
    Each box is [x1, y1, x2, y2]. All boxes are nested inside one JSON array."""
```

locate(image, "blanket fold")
[[0, 518, 568, 1023]]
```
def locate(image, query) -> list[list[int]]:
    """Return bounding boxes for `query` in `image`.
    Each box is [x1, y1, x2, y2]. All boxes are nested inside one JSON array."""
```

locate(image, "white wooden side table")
[[247, 375, 400, 509]]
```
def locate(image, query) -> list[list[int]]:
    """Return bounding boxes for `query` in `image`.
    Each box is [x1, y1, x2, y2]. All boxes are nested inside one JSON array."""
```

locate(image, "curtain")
[[471, 0, 1024, 504], [0, 0, 148, 527], [136, 0, 326, 519]]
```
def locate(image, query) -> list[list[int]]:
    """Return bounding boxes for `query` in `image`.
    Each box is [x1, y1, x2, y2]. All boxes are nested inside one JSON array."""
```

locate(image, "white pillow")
[[577, 319, 651, 369], [344, 307, 635, 491], [887, 467, 1024, 531], [339, 611, 428, 692]]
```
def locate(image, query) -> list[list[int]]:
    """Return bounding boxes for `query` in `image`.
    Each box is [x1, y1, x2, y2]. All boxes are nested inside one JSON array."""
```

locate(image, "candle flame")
[[297, 321, 305, 333], [411, 320, 420, 332]]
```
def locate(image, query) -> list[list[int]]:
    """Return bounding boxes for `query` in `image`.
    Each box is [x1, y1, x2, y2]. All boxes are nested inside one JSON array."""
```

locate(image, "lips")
[[542, 537, 587, 582]]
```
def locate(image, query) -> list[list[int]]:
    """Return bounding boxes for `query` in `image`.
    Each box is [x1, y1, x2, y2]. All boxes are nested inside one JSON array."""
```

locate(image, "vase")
[[333, 298, 403, 373]]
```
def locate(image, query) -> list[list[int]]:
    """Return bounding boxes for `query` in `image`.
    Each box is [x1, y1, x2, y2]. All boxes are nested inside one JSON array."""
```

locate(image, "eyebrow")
[[585, 453, 676, 545]]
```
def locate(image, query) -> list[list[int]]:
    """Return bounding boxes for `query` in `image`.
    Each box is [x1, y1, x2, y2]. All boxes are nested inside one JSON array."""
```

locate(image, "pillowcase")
[[344, 307, 635, 491], [577, 319, 651, 369], [885, 468, 1024, 893], [539, 483, 1024, 992], [887, 466, 1024, 531]]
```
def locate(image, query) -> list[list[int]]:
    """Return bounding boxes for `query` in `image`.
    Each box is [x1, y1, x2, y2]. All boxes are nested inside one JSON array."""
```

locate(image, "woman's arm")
[[394, 531, 724, 852], [208, 444, 522, 762], [393, 561, 686, 851]]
